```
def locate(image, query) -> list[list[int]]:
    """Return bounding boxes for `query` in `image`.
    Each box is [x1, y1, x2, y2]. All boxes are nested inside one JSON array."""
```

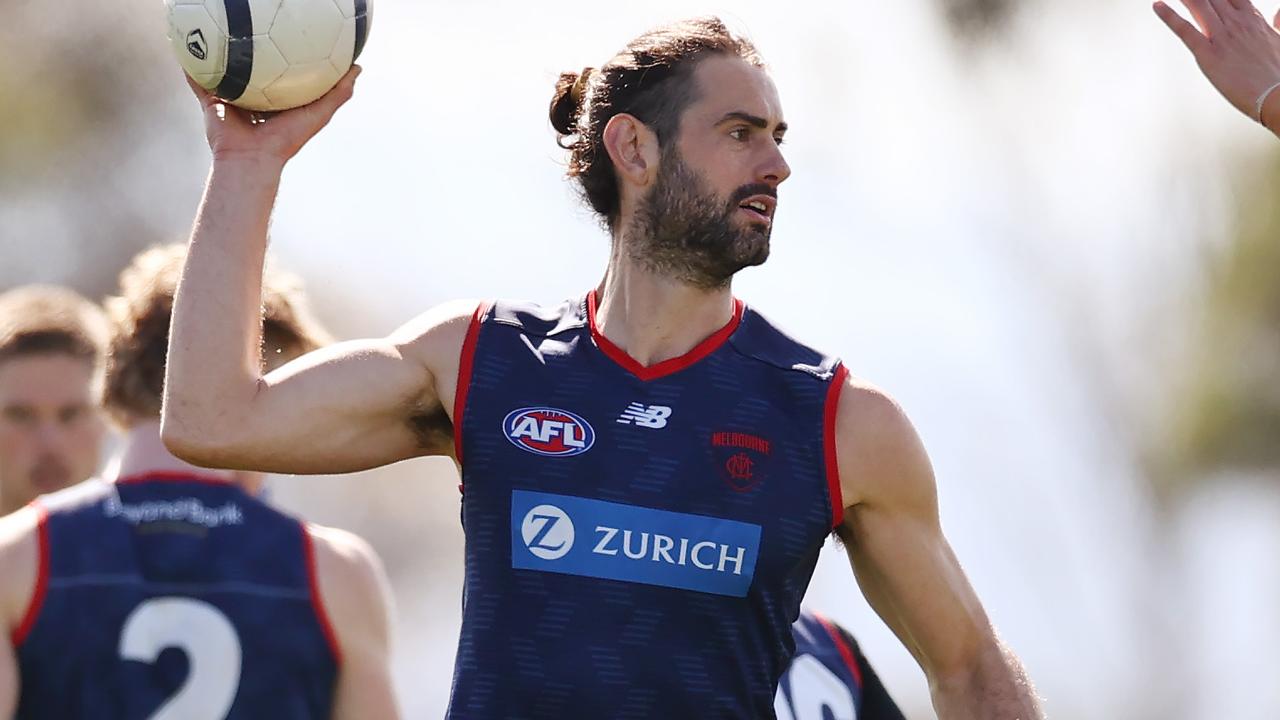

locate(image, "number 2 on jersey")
[[118, 597, 243, 720]]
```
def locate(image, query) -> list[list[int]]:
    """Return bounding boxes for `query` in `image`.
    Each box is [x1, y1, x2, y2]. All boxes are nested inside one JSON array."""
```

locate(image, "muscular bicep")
[[835, 380, 995, 680], [162, 300, 475, 474]]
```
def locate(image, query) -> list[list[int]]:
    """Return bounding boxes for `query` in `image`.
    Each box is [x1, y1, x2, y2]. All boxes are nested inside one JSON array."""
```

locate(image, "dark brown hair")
[[101, 243, 331, 427], [549, 17, 764, 230], [0, 285, 107, 366]]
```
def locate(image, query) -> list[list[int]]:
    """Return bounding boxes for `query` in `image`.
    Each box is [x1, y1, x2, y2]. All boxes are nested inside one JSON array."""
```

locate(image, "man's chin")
[[737, 234, 771, 268]]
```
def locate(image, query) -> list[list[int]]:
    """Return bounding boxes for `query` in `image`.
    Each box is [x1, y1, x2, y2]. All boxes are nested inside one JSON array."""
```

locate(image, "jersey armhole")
[[302, 524, 344, 667], [10, 504, 50, 647], [452, 300, 492, 469], [823, 363, 850, 529]]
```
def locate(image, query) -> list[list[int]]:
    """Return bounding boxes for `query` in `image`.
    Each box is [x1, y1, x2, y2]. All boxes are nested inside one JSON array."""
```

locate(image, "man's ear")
[[603, 113, 661, 188]]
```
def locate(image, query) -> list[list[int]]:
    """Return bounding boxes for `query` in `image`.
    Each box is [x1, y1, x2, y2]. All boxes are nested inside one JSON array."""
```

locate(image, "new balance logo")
[[616, 403, 672, 428]]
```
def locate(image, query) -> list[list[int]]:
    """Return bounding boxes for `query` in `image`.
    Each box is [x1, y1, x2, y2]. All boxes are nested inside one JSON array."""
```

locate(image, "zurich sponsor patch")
[[503, 407, 595, 457], [511, 490, 762, 597]]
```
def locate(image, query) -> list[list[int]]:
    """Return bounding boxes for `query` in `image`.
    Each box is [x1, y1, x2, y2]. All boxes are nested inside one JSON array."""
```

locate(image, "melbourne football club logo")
[[711, 431, 773, 492], [520, 504, 575, 560], [503, 407, 595, 457]]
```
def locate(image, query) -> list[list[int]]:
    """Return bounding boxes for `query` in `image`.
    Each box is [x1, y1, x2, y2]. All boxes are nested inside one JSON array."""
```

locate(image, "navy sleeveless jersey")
[[12, 474, 339, 719], [449, 291, 850, 719], [776, 612, 905, 720]]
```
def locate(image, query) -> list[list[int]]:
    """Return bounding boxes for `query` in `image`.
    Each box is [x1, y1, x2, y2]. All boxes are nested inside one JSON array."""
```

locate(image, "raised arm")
[[833, 377, 1042, 720], [310, 525, 400, 720], [161, 71, 474, 474], [1154, 0, 1280, 136]]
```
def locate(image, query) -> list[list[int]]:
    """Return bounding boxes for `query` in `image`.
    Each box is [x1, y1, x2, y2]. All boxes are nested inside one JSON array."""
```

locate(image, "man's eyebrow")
[[717, 111, 787, 134]]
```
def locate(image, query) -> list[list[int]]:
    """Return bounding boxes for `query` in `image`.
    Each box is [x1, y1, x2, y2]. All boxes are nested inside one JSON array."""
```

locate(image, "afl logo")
[[503, 407, 595, 457]]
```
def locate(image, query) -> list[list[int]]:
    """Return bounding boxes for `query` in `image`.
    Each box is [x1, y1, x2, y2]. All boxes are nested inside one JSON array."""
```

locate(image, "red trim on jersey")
[[814, 613, 864, 689], [11, 504, 50, 647], [824, 364, 850, 529], [453, 301, 490, 467], [585, 289, 743, 382], [302, 525, 343, 666], [113, 471, 237, 487]]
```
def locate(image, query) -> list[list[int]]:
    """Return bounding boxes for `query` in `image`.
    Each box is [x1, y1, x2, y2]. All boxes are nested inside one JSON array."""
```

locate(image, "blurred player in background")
[[1155, 0, 1280, 138], [778, 612, 906, 720], [0, 245, 399, 719], [0, 286, 108, 516], [163, 17, 1041, 719]]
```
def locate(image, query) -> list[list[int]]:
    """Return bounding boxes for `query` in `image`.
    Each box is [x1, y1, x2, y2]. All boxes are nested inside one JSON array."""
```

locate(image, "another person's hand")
[[1154, 0, 1280, 135], [186, 66, 361, 165]]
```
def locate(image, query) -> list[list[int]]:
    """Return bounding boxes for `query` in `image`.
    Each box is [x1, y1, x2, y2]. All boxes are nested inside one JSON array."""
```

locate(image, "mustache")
[[730, 184, 777, 205]]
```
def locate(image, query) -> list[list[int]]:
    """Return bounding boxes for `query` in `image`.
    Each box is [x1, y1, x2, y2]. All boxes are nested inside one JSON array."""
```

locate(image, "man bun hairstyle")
[[549, 16, 764, 230]]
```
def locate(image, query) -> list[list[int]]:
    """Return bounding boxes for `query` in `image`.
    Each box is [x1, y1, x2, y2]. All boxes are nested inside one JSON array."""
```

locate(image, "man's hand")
[[1154, 0, 1280, 133], [186, 66, 360, 164]]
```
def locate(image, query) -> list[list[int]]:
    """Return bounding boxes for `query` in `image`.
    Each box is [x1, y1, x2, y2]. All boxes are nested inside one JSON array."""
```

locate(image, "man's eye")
[[3, 407, 33, 424], [774, 136, 786, 146], [730, 128, 749, 141]]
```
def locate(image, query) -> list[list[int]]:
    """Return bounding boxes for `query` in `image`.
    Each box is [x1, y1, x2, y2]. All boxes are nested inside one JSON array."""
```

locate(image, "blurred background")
[[4, 0, 1279, 716]]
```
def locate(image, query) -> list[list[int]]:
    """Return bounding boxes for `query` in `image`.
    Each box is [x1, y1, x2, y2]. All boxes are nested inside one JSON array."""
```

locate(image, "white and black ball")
[[165, 0, 371, 111]]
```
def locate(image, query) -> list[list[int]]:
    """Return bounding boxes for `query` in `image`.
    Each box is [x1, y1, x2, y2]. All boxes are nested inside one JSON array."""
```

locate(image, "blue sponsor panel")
[[510, 490, 762, 597]]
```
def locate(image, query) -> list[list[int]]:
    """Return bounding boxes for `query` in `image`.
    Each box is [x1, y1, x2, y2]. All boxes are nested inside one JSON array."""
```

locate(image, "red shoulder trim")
[[824, 364, 850, 529], [114, 471, 235, 487], [586, 289, 743, 382], [813, 612, 864, 689], [302, 525, 343, 666], [11, 504, 50, 647], [452, 301, 490, 467]]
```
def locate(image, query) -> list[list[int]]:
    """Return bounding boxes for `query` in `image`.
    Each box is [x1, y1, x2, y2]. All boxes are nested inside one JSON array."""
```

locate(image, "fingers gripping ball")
[[165, 0, 371, 111]]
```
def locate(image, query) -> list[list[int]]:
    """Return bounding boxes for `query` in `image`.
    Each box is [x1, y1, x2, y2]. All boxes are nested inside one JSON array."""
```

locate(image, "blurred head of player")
[[550, 16, 791, 290], [0, 286, 109, 515], [103, 243, 330, 494]]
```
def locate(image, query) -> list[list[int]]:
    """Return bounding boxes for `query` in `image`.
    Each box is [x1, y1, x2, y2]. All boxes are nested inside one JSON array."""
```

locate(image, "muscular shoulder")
[[0, 508, 41, 632], [834, 375, 937, 514], [390, 299, 481, 362], [306, 524, 393, 650], [390, 299, 482, 411]]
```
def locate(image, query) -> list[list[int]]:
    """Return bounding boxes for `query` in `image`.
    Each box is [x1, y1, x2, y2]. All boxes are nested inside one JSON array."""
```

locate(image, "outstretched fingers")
[[1179, 0, 1225, 34], [1155, 2, 1211, 54]]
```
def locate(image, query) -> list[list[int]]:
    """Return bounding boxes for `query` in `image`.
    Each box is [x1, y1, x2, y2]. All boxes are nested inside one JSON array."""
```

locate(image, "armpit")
[[408, 403, 453, 454]]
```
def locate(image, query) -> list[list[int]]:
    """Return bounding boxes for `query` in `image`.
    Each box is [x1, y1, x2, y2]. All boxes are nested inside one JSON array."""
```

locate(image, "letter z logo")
[[616, 403, 673, 428], [520, 504, 575, 560]]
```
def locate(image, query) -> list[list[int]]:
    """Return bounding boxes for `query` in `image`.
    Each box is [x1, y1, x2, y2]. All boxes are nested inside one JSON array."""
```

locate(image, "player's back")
[[12, 473, 338, 719], [776, 612, 906, 720]]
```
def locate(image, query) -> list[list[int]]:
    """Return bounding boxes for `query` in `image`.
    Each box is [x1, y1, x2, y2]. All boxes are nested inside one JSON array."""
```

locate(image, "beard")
[[627, 147, 774, 290]]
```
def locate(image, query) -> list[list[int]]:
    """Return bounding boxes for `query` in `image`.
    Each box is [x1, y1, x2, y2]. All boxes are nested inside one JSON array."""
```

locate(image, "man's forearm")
[[163, 156, 284, 447], [931, 641, 1043, 720]]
